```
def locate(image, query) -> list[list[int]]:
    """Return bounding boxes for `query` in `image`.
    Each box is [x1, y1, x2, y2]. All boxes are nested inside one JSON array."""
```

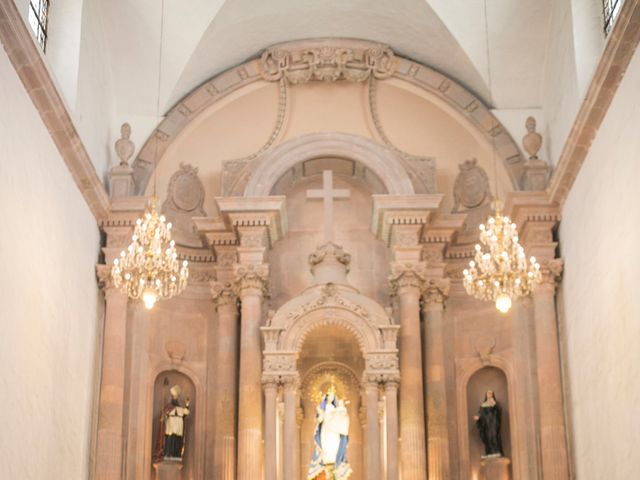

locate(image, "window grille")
[[28, 0, 49, 51], [603, 0, 624, 35]]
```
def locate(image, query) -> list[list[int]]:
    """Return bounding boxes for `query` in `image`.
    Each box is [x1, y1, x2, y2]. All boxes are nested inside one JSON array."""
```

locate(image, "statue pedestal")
[[480, 456, 510, 480], [153, 459, 184, 480]]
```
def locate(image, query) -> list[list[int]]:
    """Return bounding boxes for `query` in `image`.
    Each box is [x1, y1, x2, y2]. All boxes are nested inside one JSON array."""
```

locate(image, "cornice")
[[0, 0, 110, 221], [549, 0, 640, 206]]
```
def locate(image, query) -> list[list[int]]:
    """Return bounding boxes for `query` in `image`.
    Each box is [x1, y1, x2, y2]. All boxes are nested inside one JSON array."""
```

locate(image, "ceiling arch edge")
[[132, 38, 525, 196]]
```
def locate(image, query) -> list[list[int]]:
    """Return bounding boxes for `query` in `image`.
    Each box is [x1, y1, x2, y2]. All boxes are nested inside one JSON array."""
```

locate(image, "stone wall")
[[559, 46, 640, 479], [0, 46, 102, 478]]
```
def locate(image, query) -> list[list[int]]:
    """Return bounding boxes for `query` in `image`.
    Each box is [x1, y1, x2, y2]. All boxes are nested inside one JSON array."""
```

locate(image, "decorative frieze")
[[260, 41, 395, 84]]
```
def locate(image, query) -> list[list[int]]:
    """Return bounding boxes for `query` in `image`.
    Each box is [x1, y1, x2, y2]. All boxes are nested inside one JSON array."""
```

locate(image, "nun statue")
[[308, 385, 352, 480], [473, 389, 504, 458]]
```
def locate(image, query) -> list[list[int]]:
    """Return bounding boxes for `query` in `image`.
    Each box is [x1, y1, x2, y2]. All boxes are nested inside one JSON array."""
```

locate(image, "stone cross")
[[306, 170, 350, 242]]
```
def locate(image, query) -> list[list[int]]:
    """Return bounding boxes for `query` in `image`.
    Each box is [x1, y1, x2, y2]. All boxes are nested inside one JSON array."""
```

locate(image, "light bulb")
[[142, 288, 157, 309], [495, 293, 512, 313]]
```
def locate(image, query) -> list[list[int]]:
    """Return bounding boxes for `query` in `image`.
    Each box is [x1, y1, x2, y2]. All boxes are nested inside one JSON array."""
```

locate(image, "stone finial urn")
[[522, 116, 542, 160]]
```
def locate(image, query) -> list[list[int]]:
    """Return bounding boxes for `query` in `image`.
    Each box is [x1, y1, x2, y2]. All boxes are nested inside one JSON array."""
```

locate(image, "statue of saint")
[[308, 385, 353, 480], [473, 390, 503, 457], [154, 385, 190, 461]]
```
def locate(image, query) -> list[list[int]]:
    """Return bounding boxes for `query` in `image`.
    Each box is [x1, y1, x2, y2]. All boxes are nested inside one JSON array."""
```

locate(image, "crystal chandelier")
[[463, 201, 541, 313], [111, 198, 188, 309], [110, 0, 188, 309]]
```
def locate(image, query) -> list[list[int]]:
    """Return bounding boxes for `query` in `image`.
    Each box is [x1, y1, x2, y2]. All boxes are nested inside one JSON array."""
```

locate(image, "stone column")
[[283, 377, 298, 480], [534, 260, 569, 480], [365, 380, 381, 480], [235, 263, 268, 480], [390, 265, 428, 480], [95, 266, 129, 480], [422, 279, 451, 480], [263, 379, 279, 480], [384, 378, 400, 480], [296, 405, 304, 479], [211, 281, 239, 480]]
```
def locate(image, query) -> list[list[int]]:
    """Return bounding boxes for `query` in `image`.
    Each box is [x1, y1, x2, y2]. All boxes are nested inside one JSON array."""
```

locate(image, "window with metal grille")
[[28, 0, 49, 51], [603, 0, 624, 35]]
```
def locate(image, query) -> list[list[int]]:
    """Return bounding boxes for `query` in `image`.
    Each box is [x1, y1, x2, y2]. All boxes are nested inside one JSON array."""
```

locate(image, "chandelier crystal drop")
[[111, 197, 189, 309], [462, 201, 541, 313]]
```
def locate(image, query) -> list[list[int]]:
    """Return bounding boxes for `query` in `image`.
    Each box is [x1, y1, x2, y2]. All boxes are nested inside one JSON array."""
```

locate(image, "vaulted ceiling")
[[97, 0, 553, 115]]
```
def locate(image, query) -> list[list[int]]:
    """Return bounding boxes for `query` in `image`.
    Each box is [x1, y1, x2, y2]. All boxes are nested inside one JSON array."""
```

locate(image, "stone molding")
[[131, 38, 525, 195], [549, 0, 640, 206], [367, 76, 437, 194], [0, 0, 110, 221]]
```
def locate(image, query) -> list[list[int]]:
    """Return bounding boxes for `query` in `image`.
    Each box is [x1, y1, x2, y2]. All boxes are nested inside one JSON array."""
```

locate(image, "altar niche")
[[151, 371, 196, 479], [299, 326, 364, 480]]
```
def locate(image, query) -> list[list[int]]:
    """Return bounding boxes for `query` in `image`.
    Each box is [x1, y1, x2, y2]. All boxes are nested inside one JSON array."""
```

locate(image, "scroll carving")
[[260, 44, 395, 84]]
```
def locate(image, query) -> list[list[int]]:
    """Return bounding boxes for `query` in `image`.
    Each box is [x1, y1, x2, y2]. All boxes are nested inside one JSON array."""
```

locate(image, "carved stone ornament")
[[162, 163, 206, 218], [540, 258, 564, 287], [210, 281, 238, 310], [389, 262, 427, 295], [453, 158, 491, 211], [260, 42, 395, 84], [308, 242, 351, 274], [115, 122, 135, 166], [234, 263, 270, 297], [522, 116, 542, 160], [474, 335, 496, 366], [285, 283, 370, 323], [422, 278, 450, 306]]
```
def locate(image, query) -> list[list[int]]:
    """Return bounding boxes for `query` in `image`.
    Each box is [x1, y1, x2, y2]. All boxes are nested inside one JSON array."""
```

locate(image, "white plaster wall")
[[0, 46, 101, 479], [559, 47, 640, 479]]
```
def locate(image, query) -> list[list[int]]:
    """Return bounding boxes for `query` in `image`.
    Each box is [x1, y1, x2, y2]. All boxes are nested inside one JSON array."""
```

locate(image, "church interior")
[[0, 1, 639, 479]]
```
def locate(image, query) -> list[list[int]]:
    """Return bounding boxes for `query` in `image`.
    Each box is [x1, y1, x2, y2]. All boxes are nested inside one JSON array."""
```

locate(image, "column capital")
[[234, 263, 269, 298], [262, 376, 280, 391], [539, 258, 564, 289], [281, 374, 300, 392], [421, 278, 450, 309], [389, 262, 426, 296], [382, 373, 401, 390], [210, 281, 238, 311]]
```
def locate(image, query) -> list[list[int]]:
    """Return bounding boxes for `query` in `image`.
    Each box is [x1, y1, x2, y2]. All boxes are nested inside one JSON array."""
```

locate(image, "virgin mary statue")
[[308, 385, 352, 480]]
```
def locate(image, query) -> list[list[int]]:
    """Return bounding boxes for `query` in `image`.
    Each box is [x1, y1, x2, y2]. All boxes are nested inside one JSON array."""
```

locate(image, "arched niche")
[[466, 366, 512, 479], [151, 370, 196, 478]]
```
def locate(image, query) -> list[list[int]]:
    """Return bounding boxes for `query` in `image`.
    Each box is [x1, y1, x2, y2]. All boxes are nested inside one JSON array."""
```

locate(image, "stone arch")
[[280, 307, 383, 354], [243, 132, 414, 196], [132, 39, 525, 194]]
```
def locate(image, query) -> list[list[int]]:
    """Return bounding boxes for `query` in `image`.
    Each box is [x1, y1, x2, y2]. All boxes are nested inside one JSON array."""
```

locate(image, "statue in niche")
[[154, 385, 191, 461], [308, 385, 353, 480], [473, 390, 504, 458]]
